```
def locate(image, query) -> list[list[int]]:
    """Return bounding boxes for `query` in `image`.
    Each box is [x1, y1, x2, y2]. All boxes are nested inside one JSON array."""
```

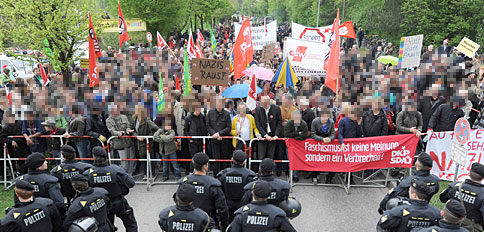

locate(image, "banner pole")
[[453, 164, 459, 182]]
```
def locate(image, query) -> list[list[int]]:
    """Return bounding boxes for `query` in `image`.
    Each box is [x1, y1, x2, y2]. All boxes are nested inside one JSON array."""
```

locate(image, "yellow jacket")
[[230, 114, 261, 147]]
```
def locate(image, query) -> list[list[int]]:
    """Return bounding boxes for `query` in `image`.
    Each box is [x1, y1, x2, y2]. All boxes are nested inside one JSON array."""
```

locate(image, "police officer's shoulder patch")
[[19, 175, 24, 180], [89, 168, 94, 174], [431, 229, 438, 232], [243, 205, 249, 212], [13, 212, 20, 219], [402, 209, 410, 216], [168, 210, 174, 218], [182, 177, 188, 183], [387, 188, 394, 194], [57, 165, 62, 171], [380, 215, 387, 223], [80, 201, 87, 207]]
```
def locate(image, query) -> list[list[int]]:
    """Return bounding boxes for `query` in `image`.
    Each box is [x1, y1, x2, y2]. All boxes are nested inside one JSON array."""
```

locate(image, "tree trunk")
[[200, 14, 204, 31]]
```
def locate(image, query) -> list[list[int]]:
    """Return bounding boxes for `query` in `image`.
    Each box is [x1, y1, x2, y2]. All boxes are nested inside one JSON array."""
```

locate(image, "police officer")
[[439, 162, 484, 231], [379, 152, 440, 213], [241, 158, 291, 207], [0, 180, 62, 232], [177, 152, 229, 228], [15, 152, 66, 216], [159, 184, 217, 231], [412, 199, 468, 232], [50, 144, 93, 207], [216, 150, 256, 221], [83, 146, 138, 232], [64, 175, 112, 232], [227, 180, 296, 232], [377, 179, 442, 231]]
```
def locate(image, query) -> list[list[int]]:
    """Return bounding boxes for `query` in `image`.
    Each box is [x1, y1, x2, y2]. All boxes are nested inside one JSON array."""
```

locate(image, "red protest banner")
[[285, 134, 419, 172]]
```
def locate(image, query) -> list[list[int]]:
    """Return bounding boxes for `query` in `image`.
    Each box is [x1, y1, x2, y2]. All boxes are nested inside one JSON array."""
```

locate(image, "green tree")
[[0, 0, 101, 76]]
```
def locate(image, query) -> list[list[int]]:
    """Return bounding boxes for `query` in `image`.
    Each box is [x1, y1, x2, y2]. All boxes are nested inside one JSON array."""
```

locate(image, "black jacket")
[[284, 120, 308, 140], [254, 105, 282, 137], [469, 94, 483, 128], [85, 114, 111, 139], [0, 121, 31, 164], [418, 96, 446, 132], [206, 109, 231, 136], [184, 113, 207, 136], [361, 109, 388, 137], [428, 104, 464, 132], [301, 108, 315, 132]]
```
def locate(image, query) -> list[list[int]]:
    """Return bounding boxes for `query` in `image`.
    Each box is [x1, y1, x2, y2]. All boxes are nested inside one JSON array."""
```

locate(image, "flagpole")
[[317, 0, 321, 27]]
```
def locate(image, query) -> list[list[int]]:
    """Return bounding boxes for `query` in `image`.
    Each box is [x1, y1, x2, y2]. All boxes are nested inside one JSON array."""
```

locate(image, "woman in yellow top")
[[230, 103, 262, 151]]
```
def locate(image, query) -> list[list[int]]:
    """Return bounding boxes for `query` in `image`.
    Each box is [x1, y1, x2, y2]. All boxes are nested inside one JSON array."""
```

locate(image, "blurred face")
[[377, 46, 382, 52], [261, 96, 270, 109], [215, 98, 224, 111], [238, 104, 246, 116], [111, 104, 119, 116], [292, 111, 301, 124]]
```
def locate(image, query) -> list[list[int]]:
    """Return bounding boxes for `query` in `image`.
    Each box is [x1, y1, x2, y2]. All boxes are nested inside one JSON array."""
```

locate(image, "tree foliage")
[[0, 0, 101, 72]]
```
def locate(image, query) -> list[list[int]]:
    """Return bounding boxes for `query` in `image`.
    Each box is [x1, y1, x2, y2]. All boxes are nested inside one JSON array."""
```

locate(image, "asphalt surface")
[[114, 173, 388, 232]]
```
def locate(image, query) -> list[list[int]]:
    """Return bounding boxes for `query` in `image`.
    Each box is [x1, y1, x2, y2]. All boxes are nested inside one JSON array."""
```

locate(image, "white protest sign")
[[398, 34, 423, 69], [283, 37, 328, 77], [291, 22, 333, 43], [456, 37, 480, 58], [234, 20, 277, 50]]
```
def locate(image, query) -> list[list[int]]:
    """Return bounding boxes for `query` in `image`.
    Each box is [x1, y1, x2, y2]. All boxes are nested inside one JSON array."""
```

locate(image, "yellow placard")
[[97, 18, 147, 33], [456, 37, 480, 58], [80, 58, 89, 69]]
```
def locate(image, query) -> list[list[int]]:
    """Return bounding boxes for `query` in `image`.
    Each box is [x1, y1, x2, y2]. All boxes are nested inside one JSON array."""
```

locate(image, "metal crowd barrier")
[[2, 135, 104, 189], [106, 135, 246, 191]]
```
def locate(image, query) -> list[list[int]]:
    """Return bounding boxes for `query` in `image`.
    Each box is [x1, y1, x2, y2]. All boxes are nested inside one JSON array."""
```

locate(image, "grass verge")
[[429, 180, 450, 210], [0, 188, 14, 217]]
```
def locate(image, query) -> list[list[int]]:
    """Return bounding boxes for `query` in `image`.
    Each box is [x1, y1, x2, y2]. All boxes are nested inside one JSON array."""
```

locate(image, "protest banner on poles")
[[398, 34, 423, 69], [456, 37, 480, 58], [283, 37, 327, 77], [191, 58, 230, 86], [261, 43, 276, 62], [234, 20, 277, 50], [426, 130, 484, 182], [285, 134, 419, 172], [291, 21, 356, 44]]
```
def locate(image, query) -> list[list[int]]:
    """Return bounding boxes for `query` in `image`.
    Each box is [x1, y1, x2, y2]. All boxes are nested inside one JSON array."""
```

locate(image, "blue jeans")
[[73, 140, 91, 163], [162, 153, 181, 178]]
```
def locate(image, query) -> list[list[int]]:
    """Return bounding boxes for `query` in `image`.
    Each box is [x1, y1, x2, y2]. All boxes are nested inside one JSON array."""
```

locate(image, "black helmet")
[[278, 197, 302, 219], [386, 197, 410, 211], [68, 217, 98, 232]]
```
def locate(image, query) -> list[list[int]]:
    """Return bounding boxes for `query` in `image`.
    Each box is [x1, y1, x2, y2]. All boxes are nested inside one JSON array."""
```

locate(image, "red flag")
[[188, 29, 197, 58], [195, 39, 203, 58], [174, 74, 181, 90], [38, 63, 50, 86], [6, 88, 11, 106], [157, 31, 167, 50], [197, 29, 205, 42], [88, 12, 99, 87], [118, 2, 130, 48], [340, 21, 356, 39], [324, 9, 341, 94], [246, 74, 257, 111], [233, 18, 253, 79]]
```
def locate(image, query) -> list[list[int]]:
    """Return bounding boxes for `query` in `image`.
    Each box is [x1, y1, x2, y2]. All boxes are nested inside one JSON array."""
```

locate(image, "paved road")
[[115, 175, 387, 232]]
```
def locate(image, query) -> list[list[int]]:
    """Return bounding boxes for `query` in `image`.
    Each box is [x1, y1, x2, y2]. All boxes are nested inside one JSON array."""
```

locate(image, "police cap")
[[177, 184, 197, 203], [25, 152, 46, 169], [192, 152, 209, 165], [445, 199, 466, 218], [61, 144, 77, 156], [410, 179, 431, 196], [260, 158, 276, 172], [15, 180, 35, 191], [232, 150, 247, 163], [417, 152, 433, 167], [71, 174, 88, 183], [253, 180, 272, 198], [471, 162, 484, 177], [92, 146, 107, 157]]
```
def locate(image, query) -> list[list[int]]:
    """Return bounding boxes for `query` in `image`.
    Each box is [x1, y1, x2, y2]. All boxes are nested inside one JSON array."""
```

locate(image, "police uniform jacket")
[[177, 174, 229, 223], [216, 165, 256, 207], [15, 170, 66, 216], [241, 175, 291, 207], [0, 197, 62, 232], [158, 205, 216, 232], [377, 199, 442, 232], [410, 220, 469, 231], [50, 160, 93, 199], [63, 187, 111, 232], [83, 164, 135, 199], [380, 170, 440, 210], [228, 201, 296, 232], [440, 179, 484, 225]]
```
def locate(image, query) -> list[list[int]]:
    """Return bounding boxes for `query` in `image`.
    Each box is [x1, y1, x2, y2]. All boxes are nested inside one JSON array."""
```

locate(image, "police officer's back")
[[411, 199, 469, 231], [177, 152, 229, 228], [64, 175, 112, 232], [228, 180, 296, 232], [50, 145, 93, 205], [159, 184, 216, 231], [439, 162, 484, 231], [216, 150, 256, 219], [241, 158, 291, 207], [83, 146, 138, 232], [379, 153, 440, 213], [15, 153, 66, 216], [0, 180, 62, 232], [377, 179, 442, 232]]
